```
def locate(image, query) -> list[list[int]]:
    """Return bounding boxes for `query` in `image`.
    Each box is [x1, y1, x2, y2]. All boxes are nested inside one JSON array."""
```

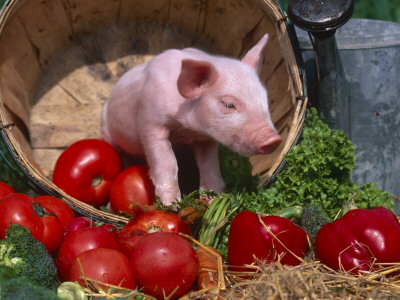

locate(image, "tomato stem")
[[147, 224, 163, 233], [33, 202, 56, 217], [91, 176, 103, 188]]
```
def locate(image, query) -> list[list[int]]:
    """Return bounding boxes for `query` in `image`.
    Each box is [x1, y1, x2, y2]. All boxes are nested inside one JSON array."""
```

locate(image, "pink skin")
[[102, 33, 281, 205]]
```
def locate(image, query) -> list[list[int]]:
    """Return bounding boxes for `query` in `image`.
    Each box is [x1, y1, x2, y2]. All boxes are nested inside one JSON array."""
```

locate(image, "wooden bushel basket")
[[0, 0, 307, 226]]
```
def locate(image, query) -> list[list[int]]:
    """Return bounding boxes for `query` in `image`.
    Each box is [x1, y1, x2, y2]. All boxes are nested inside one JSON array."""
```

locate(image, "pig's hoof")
[[158, 194, 182, 208]]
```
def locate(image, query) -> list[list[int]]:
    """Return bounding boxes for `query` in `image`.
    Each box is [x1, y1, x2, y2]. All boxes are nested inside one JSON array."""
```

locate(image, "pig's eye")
[[223, 102, 235, 109]]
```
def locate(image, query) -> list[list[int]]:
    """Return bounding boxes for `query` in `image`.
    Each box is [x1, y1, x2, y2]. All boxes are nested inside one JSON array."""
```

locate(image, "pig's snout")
[[256, 132, 282, 155]]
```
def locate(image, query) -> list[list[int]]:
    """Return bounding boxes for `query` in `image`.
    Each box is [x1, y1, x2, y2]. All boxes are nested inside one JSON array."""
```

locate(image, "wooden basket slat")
[[64, 0, 120, 37], [30, 102, 104, 148], [266, 63, 295, 120], [118, 1, 204, 37], [31, 148, 62, 179], [17, 0, 72, 68], [0, 16, 41, 126]]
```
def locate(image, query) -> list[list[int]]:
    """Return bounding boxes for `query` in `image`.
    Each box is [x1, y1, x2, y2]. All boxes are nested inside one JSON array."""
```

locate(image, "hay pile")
[[84, 250, 400, 300], [220, 261, 400, 299]]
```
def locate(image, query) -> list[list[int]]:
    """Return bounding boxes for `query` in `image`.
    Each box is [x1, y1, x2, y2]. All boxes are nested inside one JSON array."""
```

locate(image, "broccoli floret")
[[0, 276, 60, 300], [300, 202, 332, 239], [57, 282, 88, 300], [0, 223, 57, 288]]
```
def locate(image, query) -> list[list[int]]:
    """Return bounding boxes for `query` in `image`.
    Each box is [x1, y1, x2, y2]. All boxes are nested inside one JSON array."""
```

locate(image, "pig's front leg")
[[142, 128, 181, 206], [193, 141, 226, 196]]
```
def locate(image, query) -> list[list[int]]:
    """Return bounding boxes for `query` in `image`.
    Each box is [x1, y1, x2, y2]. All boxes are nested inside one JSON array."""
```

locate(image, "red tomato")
[[0, 193, 41, 239], [118, 229, 149, 257], [130, 232, 199, 299], [39, 210, 65, 254], [68, 248, 137, 290], [109, 164, 155, 217], [64, 216, 96, 237], [0, 181, 15, 199], [34, 195, 75, 228], [118, 210, 191, 256], [52, 139, 122, 207], [55, 225, 120, 280], [0, 193, 64, 253]]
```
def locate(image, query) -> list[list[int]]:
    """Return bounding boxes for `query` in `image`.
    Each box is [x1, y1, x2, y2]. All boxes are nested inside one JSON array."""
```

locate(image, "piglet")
[[101, 33, 282, 205]]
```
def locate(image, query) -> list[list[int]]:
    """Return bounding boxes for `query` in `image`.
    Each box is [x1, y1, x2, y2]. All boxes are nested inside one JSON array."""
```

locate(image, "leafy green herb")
[[153, 189, 212, 213], [219, 145, 259, 192]]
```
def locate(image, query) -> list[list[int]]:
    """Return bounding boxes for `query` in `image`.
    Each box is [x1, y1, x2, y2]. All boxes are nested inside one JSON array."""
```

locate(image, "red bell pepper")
[[315, 206, 400, 274], [227, 210, 308, 273]]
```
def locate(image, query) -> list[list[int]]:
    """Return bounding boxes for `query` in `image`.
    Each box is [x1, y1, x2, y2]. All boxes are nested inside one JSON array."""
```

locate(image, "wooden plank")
[[34, 42, 114, 105], [0, 62, 31, 130], [194, 0, 270, 56], [32, 148, 64, 179], [266, 62, 293, 124], [17, 0, 73, 69], [0, 16, 42, 128], [77, 24, 157, 78], [30, 83, 105, 149], [118, 0, 169, 27], [259, 32, 285, 83], [64, 0, 119, 36], [1, 107, 32, 159]]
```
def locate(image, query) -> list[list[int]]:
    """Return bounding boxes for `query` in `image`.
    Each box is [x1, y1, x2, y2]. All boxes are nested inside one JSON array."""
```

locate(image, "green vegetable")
[[57, 282, 88, 300], [0, 223, 58, 288], [0, 265, 17, 281], [0, 276, 60, 300], [154, 189, 210, 213], [219, 145, 259, 192], [274, 205, 304, 220], [300, 202, 332, 239], [198, 193, 240, 248]]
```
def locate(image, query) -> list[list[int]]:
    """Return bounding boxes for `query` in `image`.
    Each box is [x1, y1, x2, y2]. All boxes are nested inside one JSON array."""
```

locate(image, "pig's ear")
[[177, 59, 218, 99], [241, 33, 269, 72]]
